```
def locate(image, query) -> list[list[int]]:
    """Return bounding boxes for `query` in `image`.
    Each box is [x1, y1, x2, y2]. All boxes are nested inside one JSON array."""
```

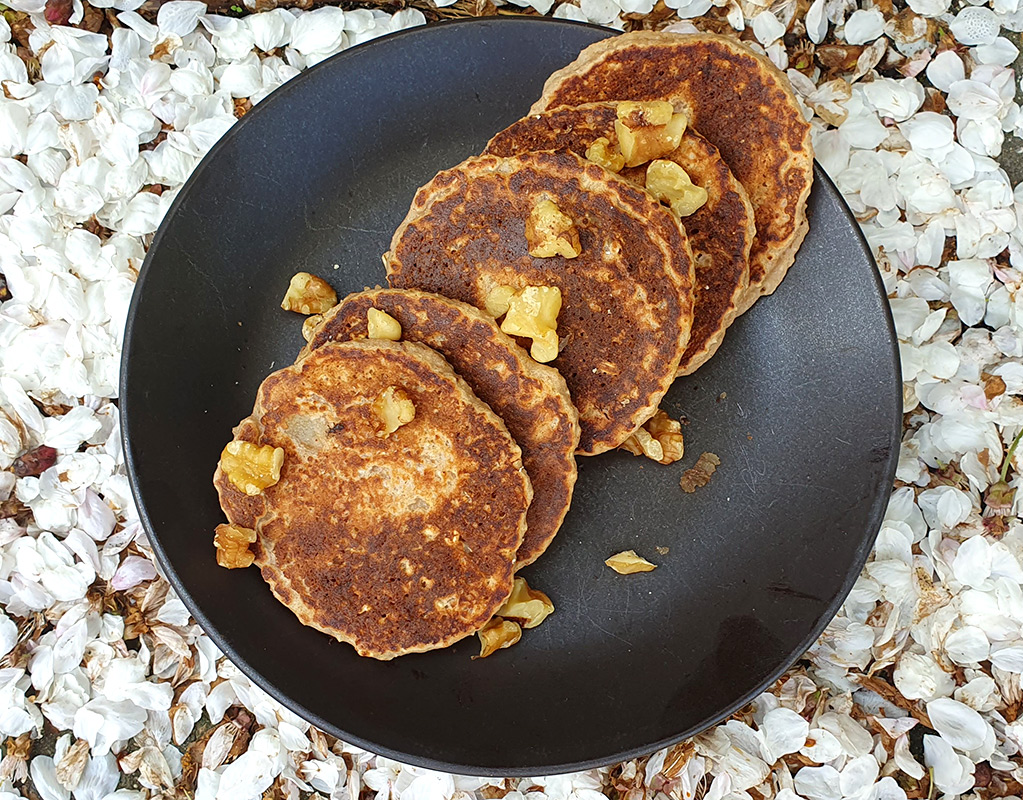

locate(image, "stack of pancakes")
[[213, 31, 814, 660]]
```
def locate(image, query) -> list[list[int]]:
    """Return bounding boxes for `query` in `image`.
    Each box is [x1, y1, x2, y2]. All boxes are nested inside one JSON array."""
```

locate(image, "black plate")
[[121, 17, 901, 776]]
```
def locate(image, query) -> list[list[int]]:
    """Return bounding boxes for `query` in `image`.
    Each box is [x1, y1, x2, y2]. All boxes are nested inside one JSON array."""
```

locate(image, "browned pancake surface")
[[215, 339, 530, 660], [304, 289, 579, 568], [532, 32, 813, 312], [485, 102, 754, 375], [385, 150, 693, 455]]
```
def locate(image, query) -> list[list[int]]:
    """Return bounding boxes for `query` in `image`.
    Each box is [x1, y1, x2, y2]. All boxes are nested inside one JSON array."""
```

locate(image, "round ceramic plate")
[[121, 17, 901, 776]]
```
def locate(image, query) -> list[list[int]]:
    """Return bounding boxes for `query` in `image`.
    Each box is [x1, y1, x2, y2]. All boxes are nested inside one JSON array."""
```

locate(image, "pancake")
[[485, 102, 755, 375], [531, 31, 814, 313], [214, 339, 531, 660], [303, 288, 580, 568], [384, 150, 694, 455]]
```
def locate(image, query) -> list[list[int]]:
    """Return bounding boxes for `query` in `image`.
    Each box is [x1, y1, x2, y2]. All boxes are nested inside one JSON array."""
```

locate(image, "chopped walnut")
[[585, 137, 625, 173], [301, 314, 323, 342], [489, 285, 563, 363], [620, 410, 684, 464], [525, 199, 582, 259], [497, 577, 554, 629], [646, 411, 685, 462], [280, 272, 338, 315], [219, 440, 284, 496], [680, 452, 721, 493], [605, 550, 658, 574], [485, 285, 516, 318], [214, 523, 257, 569], [367, 308, 402, 340], [477, 617, 522, 658], [372, 386, 415, 437], [621, 427, 664, 462], [614, 101, 688, 167], [646, 160, 708, 218]]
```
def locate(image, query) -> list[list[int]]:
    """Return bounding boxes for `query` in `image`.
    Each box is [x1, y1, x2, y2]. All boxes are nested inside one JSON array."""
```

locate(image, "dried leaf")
[[43, 0, 72, 25], [202, 723, 240, 771], [13, 445, 57, 477], [981, 373, 1006, 401]]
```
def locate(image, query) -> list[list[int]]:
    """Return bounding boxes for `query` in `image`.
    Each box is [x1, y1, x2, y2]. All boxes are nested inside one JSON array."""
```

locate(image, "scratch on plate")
[[585, 616, 634, 649], [188, 257, 227, 319], [335, 224, 389, 235], [737, 440, 766, 494]]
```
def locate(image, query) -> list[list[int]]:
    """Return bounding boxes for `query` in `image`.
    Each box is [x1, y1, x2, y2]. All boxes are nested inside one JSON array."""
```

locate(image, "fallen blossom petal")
[[110, 555, 157, 591]]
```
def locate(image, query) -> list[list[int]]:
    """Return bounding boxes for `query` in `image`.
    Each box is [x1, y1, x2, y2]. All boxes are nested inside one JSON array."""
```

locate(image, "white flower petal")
[[156, 1, 207, 36], [290, 7, 347, 55], [843, 9, 884, 44], [793, 766, 842, 800], [974, 37, 1019, 66], [944, 626, 990, 663], [926, 697, 991, 751], [949, 6, 999, 46], [924, 735, 975, 794], [761, 707, 809, 760], [752, 11, 786, 44]]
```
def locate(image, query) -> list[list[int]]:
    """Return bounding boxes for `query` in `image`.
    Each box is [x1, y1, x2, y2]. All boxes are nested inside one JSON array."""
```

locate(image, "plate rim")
[[120, 16, 903, 776]]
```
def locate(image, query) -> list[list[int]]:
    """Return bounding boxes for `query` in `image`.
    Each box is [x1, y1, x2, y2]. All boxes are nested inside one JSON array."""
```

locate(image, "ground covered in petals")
[[1, 0, 1022, 798]]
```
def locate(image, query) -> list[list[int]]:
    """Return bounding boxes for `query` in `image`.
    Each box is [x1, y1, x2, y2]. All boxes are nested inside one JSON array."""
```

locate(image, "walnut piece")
[[645, 160, 708, 218], [477, 617, 522, 658], [525, 199, 582, 259], [605, 550, 658, 574], [614, 101, 688, 167], [372, 386, 415, 437], [680, 452, 721, 493], [497, 577, 554, 629], [301, 314, 323, 342], [367, 308, 402, 340], [214, 523, 257, 569], [219, 440, 284, 496], [280, 272, 337, 315], [485, 285, 516, 318], [489, 285, 563, 363], [621, 427, 665, 462], [585, 137, 625, 173], [621, 410, 685, 464]]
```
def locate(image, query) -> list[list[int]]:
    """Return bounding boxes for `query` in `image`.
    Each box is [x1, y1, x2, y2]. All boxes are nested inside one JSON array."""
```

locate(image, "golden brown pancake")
[[485, 102, 755, 375], [385, 150, 694, 456], [531, 32, 814, 313], [303, 288, 580, 569], [214, 339, 531, 660]]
